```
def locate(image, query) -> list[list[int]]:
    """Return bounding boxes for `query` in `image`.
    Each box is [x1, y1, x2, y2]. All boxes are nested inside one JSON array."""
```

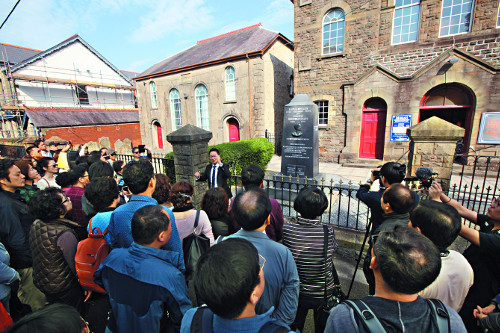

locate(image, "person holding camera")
[[356, 162, 420, 294], [429, 182, 500, 333]]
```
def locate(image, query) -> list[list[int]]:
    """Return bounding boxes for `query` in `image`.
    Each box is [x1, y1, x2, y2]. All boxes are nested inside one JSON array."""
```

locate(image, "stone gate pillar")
[[406, 116, 465, 193], [166, 124, 212, 209]]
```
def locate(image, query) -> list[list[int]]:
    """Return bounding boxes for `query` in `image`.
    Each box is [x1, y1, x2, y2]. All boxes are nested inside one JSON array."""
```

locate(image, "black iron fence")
[[447, 154, 500, 215], [229, 174, 370, 232]]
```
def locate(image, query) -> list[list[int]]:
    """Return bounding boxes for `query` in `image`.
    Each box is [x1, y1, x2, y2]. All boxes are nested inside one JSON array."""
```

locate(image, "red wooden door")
[[156, 124, 163, 149], [360, 111, 386, 159], [228, 119, 240, 142]]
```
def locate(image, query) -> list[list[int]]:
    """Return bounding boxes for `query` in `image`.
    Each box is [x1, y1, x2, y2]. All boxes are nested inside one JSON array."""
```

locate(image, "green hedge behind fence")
[[165, 137, 274, 176]]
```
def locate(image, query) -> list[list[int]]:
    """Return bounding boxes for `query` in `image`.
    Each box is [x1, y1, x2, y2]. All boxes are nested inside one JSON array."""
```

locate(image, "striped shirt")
[[283, 217, 338, 300]]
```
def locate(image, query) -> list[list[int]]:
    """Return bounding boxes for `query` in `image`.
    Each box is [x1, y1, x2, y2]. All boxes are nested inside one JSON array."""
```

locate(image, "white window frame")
[[322, 9, 345, 56], [439, 0, 475, 37], [225, 66, 236, 101], [150, 81, 157, 108], [195, 84, 209, 130], [391, 0, 421, 45], [315, 100, 329, 126], [497, 2, 500, 28], [169, 89, 182, 130]]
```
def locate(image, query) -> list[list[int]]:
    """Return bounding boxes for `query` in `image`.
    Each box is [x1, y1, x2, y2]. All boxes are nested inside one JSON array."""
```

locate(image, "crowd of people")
[[0, 140, 498, 333]]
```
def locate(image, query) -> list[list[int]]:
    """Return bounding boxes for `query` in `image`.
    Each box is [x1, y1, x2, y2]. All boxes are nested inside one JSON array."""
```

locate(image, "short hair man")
[[132, 146, 152, 161], [0, 159, 45, 311], [194, 148, 232, 199], [181, 238, 290, 332], [81, 161, 115, 224], [34, 139, 51, 158], [225, 188, 299, 325], [410, 200, 474, 312], [325, 226, 466, 332], [376, 183, 415, 233], [108, 160, 184, 271], [229, 164, 284, 241], [96, 205, 192, 332]]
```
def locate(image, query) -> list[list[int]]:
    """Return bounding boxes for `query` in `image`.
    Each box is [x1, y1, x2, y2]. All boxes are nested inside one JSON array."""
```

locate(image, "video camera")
[[404, 167, 438, 188]]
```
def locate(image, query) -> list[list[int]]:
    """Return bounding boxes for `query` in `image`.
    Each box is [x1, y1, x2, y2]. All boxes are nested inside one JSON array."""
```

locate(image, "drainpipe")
[[247, 53, 253, 138]]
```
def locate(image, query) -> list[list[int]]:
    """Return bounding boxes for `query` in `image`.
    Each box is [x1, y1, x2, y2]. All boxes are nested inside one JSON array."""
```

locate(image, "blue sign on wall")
[[390, 114, 412, 142]]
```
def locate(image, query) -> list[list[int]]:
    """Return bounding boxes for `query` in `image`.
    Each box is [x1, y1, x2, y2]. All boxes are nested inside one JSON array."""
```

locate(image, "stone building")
[[293, 0, 500, 164], [135, 24, 294, 152]]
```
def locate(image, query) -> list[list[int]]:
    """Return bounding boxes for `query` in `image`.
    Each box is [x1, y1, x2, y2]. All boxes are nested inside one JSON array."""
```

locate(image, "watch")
[[366, 179, 373, 185]]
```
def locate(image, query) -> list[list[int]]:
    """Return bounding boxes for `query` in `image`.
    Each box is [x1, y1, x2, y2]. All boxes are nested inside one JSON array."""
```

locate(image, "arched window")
[[169, 89, 182, 130], [322, 9, 345, 55], [225, 66, 236, 101], [195, 84, 209, 130], [392, 0, 421, 44], [150, 81, 157, 108]]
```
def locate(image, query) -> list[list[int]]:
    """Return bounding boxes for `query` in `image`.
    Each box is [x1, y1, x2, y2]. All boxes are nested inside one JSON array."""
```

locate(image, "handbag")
[[183, 210, 210, 279], [317, 225, 346, 315]]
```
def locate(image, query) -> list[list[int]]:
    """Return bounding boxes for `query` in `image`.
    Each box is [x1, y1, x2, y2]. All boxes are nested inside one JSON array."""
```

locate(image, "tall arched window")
[[225, 66, 236, 101], [150, 81, 157, 108], [195, 84, 209, 130], [322, 9, 345, 55], [392, 0, 420, 44], [169, 89, 182, 130]]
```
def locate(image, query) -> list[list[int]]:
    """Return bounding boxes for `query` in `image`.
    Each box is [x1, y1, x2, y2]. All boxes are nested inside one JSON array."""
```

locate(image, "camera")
[[138, 145, 146, 153], [373, 170, 381, 178], [414, 167, 438, 189]]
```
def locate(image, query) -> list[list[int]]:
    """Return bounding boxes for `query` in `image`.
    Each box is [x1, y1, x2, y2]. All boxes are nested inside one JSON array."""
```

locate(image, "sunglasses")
[[61, 194, 71, 204]]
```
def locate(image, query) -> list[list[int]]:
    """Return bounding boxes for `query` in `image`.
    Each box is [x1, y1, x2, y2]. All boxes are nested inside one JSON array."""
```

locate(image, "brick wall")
[[43, 123, 141, 148]]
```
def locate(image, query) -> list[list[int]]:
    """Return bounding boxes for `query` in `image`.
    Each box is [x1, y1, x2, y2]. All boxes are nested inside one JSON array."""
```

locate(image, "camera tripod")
[[347, 219, 372, 299]]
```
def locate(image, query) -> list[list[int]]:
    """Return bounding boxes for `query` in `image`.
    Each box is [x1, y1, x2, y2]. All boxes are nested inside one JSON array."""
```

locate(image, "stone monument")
[[281, 94, 319, 178]]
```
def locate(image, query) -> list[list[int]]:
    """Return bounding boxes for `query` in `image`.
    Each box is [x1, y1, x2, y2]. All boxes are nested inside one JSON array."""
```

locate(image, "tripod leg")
[[347, 219, 372, 299]]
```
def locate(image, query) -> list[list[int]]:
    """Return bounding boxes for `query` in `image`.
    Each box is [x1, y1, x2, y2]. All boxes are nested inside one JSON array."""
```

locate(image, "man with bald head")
[[225, 188, 299, 326]]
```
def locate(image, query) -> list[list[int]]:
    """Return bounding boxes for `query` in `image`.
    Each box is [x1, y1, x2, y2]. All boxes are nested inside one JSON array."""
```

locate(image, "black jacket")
[[197, 163, 232, 198]]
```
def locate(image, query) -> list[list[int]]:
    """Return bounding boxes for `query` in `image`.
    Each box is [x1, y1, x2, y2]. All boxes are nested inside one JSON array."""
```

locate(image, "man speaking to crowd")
[[195, 148, 232, 199]]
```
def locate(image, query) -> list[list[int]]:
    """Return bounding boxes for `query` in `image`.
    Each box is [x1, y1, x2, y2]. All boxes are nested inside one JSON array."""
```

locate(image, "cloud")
[[261, 0, 294, 38], [129, 0, 215, 43]]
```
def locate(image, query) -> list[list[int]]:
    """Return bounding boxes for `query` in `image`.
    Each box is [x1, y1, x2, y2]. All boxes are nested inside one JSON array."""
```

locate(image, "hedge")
[[165, 137, 274, 176]]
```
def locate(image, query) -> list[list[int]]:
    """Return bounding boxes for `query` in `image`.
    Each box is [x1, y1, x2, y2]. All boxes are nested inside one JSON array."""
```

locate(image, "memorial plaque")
[[478, 112, 500, 144], [281, 94, 319, 178]]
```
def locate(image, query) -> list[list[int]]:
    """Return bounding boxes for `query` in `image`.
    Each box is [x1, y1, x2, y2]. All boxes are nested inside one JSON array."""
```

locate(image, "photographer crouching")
[[429, 182, 500, 333]]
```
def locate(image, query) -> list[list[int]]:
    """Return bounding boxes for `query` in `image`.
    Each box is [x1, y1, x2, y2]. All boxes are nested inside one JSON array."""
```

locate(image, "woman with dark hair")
[[36, 157, 60, 190], [14, 160, 40, 203], [282, 186, 338, 333], [201, 187, 235, 238], [170, 181, 214, 245], [28, 188, 85, 313], [152, 173, 173, 210]]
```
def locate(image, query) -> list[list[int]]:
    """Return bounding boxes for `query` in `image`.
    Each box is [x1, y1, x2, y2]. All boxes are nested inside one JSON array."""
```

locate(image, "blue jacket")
[[95, 242, 192, 333], [108, 195, 185, 272], [226, 230, 299, 325], [181, 306, 292, 333]]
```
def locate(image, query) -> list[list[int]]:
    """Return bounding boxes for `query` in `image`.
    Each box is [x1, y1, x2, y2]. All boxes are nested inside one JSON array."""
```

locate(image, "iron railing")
[[229, 174, 370, 231]]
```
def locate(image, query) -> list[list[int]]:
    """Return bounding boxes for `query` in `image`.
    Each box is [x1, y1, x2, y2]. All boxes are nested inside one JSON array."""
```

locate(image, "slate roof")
[[137, 24, 293, 79], [0, 43, 41, 65], [120, 70, 140, 80], [25, 109, 139, 128]]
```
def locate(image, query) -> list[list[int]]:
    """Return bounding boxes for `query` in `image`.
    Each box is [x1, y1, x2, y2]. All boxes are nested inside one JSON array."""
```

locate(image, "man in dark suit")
[[195, 148, 232, 198]]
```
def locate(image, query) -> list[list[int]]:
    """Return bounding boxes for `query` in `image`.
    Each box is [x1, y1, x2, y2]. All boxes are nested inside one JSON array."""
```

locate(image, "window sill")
[[224, 100, 237, 104], [319, 125, 329, 130], [317, 53, 345, 60]]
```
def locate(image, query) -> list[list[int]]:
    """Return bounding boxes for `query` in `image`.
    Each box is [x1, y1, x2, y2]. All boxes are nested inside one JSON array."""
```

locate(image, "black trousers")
[[292, 296, 328, 333]]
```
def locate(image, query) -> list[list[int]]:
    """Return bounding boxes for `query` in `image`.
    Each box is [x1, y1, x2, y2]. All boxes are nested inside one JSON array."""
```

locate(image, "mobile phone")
[[139, 145, 145, 153]]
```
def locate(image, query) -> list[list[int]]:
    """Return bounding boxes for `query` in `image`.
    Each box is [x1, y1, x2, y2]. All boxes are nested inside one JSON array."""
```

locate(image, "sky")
[[0, 0, 294, 73]]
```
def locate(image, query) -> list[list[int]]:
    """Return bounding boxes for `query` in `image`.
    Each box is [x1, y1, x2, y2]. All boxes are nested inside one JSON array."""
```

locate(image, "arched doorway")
[[360, 98, 387, 159], [153, 121, 163, 149], [419, 84, 474, 155], [227, 118, 240, 142]]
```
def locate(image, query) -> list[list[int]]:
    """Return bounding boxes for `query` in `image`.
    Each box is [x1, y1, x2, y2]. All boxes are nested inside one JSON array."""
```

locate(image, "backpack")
[[344, 298, 450, 333], [75, 219, 110, 294], [190, 307, 289, 333]]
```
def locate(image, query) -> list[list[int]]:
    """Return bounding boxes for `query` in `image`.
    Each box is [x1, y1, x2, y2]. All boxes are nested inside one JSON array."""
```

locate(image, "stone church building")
[[135, 24, 294, 151], [293, 0, 500, 164]]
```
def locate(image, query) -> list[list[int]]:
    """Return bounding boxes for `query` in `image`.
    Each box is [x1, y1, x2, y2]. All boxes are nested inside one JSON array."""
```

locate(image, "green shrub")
[[164, 138, 274, 177]]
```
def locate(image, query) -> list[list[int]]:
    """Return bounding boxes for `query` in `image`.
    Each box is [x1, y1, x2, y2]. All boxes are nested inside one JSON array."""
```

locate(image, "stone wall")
[[294, 0, 500, 163]]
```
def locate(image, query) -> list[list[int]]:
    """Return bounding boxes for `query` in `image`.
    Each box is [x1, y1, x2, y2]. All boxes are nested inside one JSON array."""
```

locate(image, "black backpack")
[[344, 298, 450, 333]]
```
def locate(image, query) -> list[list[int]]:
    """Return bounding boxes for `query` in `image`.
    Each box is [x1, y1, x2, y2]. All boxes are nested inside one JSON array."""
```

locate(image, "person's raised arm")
[[428, 182, 478, 222]]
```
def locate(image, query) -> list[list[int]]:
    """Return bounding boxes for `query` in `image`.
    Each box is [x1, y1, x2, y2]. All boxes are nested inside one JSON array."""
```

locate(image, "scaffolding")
[[0, 47, 137, 139]]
